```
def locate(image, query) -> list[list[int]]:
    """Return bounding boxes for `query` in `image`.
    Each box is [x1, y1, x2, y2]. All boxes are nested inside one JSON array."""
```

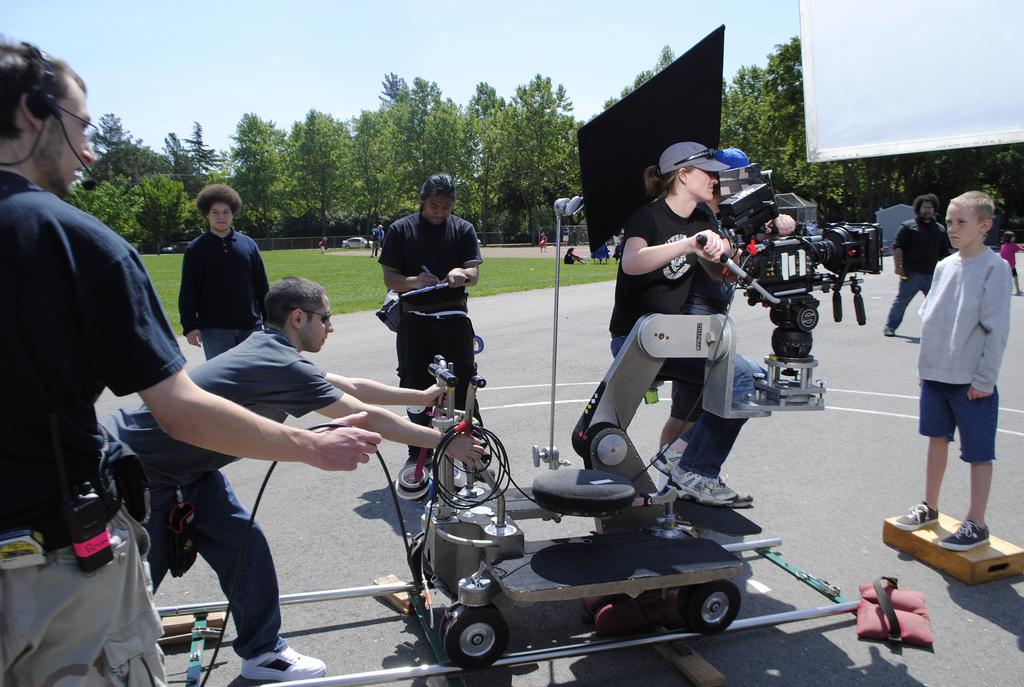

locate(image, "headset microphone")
[[48, 107, 97, 190], [57, 119, 97, 191]]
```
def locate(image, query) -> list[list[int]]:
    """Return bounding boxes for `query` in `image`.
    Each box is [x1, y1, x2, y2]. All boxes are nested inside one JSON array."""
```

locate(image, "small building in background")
[[874, 204, 915, 243]]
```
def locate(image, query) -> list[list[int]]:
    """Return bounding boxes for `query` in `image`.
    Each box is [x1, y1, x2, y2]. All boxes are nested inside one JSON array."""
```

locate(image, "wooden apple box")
[[883, 513, 1024, 585]]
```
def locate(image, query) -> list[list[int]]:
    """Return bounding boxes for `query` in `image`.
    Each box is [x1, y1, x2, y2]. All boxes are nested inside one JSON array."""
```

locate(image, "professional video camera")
[[715, 174, 882, 360]]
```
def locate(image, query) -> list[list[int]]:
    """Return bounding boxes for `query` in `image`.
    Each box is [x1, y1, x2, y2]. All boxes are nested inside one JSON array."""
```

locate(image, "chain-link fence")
[[536, 224, 589, 247], [141, 234, 375, 254]]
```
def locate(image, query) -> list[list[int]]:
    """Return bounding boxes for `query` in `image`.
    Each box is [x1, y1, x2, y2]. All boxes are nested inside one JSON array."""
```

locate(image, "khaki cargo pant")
[[0, 508, 166, 686]]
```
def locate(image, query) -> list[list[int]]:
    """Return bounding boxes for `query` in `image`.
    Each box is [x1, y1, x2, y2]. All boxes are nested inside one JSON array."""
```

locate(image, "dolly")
[[156, 198, 876, 686], [156, 332, 855, 686], [404, 293, 845, 671]]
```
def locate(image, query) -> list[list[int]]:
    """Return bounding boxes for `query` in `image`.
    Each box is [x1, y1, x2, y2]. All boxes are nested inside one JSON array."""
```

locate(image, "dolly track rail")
[[265, 600, 858, 686]]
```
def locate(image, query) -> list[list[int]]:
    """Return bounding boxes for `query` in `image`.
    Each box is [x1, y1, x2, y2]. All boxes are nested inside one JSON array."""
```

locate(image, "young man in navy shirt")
[[179, 184, 270, 359]]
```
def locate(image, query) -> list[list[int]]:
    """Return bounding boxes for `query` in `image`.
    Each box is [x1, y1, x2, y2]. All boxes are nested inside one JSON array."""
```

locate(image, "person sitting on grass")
[[564, 247, 586, 264]]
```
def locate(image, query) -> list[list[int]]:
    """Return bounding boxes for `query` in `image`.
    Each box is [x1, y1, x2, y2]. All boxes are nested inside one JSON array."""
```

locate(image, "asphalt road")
[[95, 257, 1024, 686]]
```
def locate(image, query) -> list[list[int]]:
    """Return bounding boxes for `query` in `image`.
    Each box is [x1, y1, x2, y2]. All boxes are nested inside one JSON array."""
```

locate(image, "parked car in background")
[[342, 236, 369, 249]]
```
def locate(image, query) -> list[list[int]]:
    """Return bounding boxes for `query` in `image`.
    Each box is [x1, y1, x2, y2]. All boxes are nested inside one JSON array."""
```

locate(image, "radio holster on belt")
[[98, 439, 149, 524], [168, 489, 198, 577]]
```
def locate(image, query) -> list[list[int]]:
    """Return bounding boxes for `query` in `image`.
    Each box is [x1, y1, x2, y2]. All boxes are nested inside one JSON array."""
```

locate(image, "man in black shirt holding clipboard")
[[379, 173, 482, 478]]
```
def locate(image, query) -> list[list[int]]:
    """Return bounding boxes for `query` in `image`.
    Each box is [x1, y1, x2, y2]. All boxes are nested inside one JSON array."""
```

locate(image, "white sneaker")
[[711, 476, 753, 505], [240, 646, 327, 680], [670, 469, 749, 507]]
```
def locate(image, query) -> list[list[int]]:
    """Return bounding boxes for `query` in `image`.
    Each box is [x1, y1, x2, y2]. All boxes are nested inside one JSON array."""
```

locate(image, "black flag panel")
[[579, 26, 725, 251]]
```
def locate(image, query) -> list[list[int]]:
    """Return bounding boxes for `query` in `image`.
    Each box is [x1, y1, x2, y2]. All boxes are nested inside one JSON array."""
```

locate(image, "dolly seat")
[[531, 469, 636, 517]]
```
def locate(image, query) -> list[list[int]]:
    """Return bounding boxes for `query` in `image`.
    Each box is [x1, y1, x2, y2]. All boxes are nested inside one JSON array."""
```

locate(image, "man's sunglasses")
[[297, 308, 331, 323]]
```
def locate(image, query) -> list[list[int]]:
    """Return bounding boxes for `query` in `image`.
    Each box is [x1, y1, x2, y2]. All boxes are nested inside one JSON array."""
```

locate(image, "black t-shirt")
[[378, 212, 482, 308], [0, 172, 185, 537], [895, 218, 952, 275], [609, 199, 717, 336]]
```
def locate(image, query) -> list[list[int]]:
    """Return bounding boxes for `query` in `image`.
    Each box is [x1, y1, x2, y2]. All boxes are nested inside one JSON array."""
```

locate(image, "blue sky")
[[7, 1, 800, 153]]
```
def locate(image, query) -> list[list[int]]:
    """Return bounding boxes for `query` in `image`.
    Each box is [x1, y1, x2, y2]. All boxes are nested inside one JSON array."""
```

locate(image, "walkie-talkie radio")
[[50, 415, 113, 573]]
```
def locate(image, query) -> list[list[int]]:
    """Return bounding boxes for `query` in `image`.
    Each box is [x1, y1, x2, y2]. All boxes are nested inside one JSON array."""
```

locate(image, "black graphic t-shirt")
[[609, 199, 717, 336]]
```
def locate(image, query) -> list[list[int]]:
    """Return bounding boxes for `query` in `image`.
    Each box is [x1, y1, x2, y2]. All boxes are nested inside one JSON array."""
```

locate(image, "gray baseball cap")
[[657, 142, 731, 175]]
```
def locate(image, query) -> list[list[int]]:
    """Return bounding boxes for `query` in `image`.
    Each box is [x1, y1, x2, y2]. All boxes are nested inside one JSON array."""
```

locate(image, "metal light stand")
[[532, 196, 583, 471]]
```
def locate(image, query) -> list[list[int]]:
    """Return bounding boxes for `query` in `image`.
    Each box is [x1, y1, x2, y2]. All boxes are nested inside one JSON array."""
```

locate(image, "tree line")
[[70, 38, 1023, 251]]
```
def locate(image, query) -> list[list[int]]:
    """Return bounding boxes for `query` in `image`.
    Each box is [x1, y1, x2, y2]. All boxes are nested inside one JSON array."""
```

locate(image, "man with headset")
[[0, 41, 381, 685], [101, 276, 481, 681]]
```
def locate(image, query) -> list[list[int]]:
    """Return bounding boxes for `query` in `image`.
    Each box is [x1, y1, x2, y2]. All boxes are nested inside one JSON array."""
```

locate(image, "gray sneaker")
[[939, 520, 989, 551], [670, 469, 746, 507], [650, 443, 684, 476], [892, 502, 938, 531], [712, 476, 753, 506], [883, 327, 896, 337]]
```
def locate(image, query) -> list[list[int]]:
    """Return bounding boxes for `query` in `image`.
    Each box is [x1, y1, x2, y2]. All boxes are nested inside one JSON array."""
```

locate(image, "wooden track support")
[[883, 513, 1024, 585], [373, 574, 413, 615], [653, 641, 726, 687], [159, 611, 225, 645]]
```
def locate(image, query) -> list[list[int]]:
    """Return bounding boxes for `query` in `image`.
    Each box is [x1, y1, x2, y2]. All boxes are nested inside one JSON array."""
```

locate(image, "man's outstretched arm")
[[325, 373, 441, 407], [139, 370, 381, 472], [315, 394, 481, 462]]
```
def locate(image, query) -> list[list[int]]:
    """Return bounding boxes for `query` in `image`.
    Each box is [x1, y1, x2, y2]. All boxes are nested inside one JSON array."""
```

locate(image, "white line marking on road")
[[480, 400, 1024, 437], [483, 383, 1024, 415], [830, 388, 1024, 414], [828, 388, 917, 400], [746, 579, 772, 594], [480, 399, 589, 411], [795, 406, 1024, 437], [486, 382, 599, 391]]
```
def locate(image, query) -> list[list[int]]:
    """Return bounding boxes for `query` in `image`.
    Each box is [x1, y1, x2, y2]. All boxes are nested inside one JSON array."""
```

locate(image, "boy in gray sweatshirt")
[[893, 191, 1010, 551]]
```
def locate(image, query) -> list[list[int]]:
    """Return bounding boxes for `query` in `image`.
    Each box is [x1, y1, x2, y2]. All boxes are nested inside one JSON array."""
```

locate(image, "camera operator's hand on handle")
[[308, 411, 382, 471], [691, 230, 730, 261]]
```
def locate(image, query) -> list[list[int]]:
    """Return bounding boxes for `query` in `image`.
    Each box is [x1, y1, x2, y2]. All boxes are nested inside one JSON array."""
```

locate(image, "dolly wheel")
[[442, 604, 509, 669], [685, 580, 740, 635]]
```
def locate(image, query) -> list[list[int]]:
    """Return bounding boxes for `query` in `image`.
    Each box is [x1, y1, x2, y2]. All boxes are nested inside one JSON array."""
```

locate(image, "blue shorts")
[[919, 380, 998, 463]]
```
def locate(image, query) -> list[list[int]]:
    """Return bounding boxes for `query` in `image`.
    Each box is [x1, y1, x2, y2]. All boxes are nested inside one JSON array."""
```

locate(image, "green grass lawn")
[[142, 249, 617, 322]]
